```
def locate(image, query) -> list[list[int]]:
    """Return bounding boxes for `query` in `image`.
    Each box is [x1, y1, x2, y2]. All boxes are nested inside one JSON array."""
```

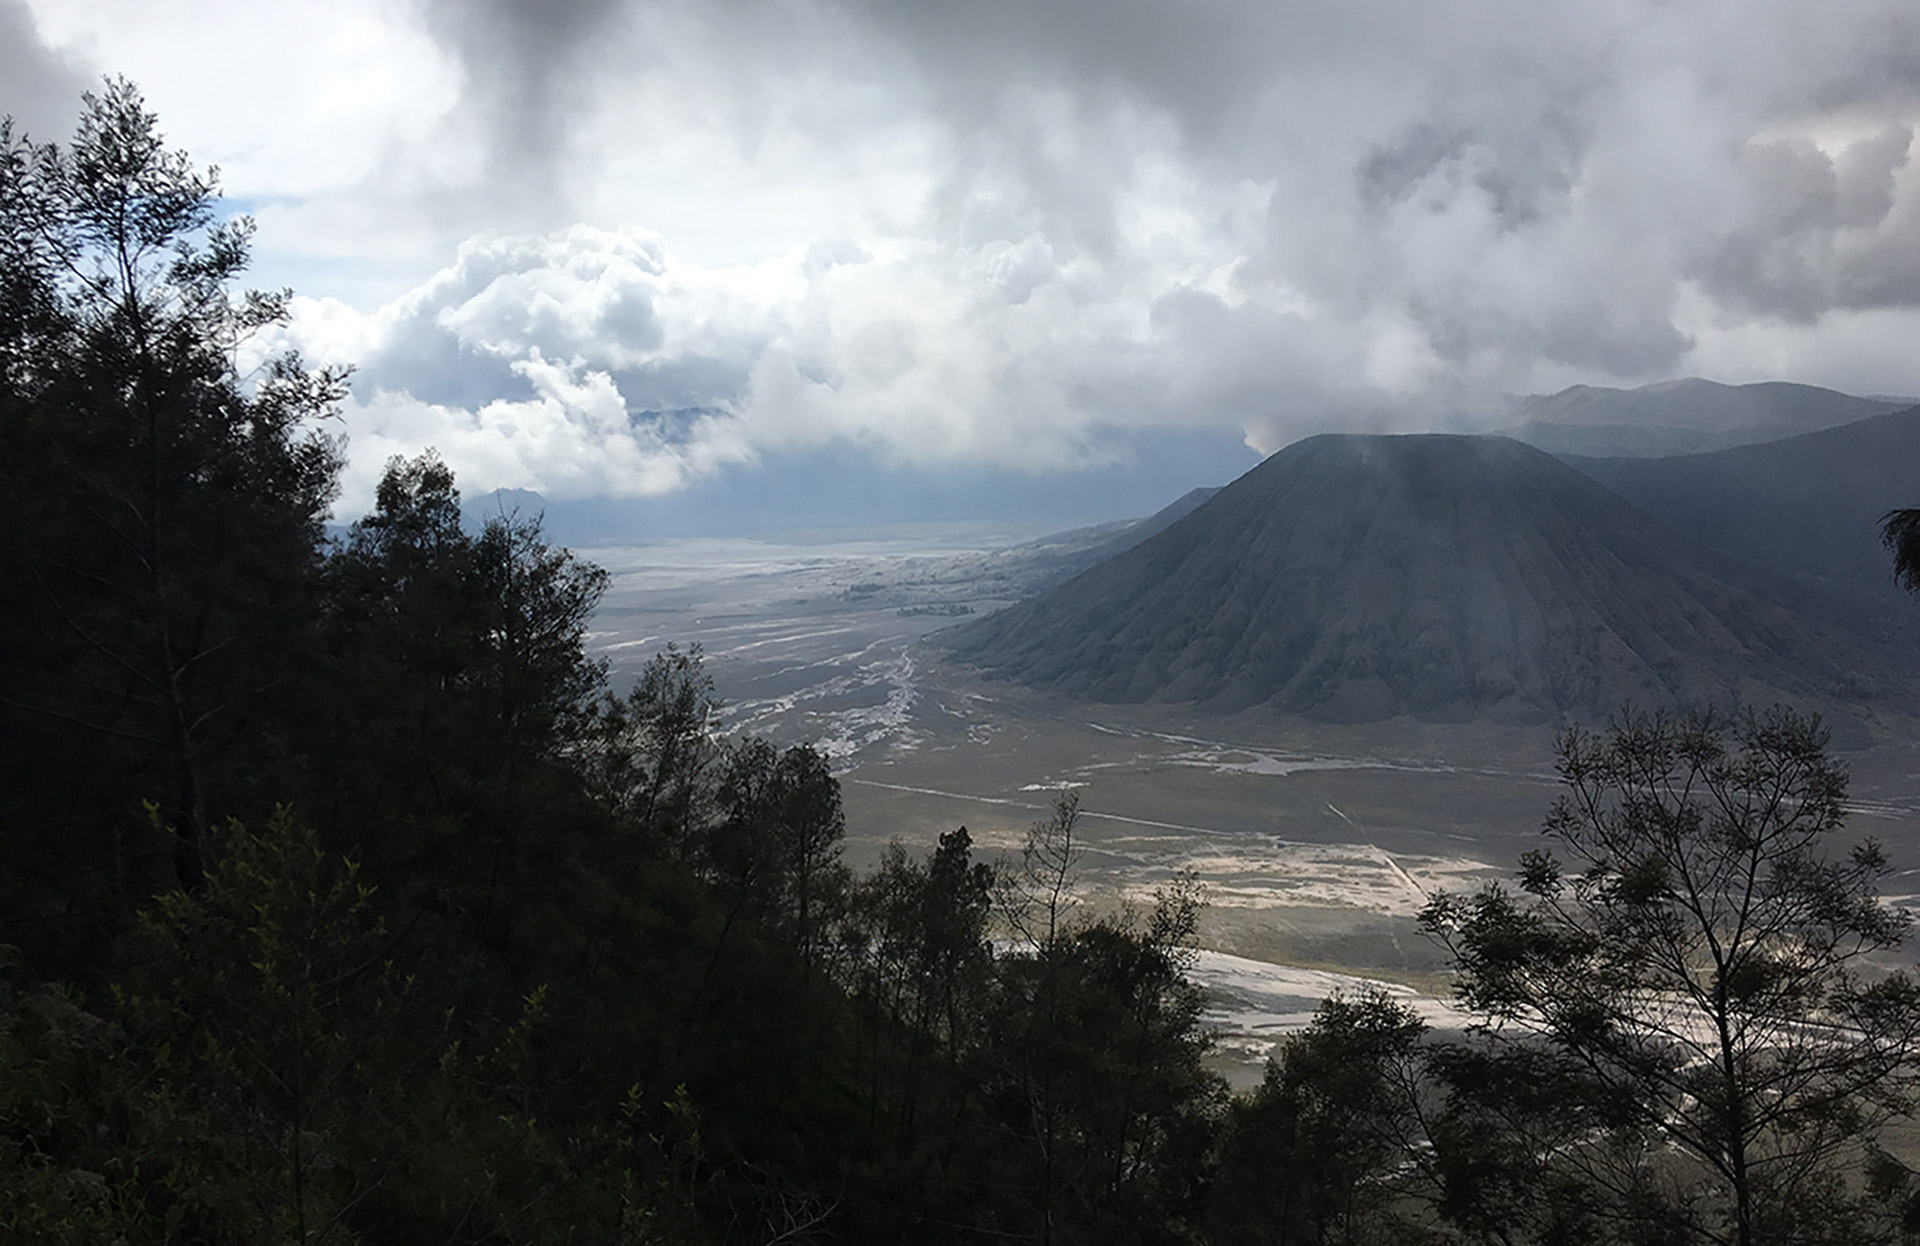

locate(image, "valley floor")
[[585, 532, 1920, 1085]]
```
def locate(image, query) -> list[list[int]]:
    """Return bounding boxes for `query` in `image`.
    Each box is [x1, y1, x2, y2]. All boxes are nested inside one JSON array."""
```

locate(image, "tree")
[[320, 451, 606, 812], [976, 795, 1222, 1245], [702, 739, 847, 965], [469, 503, 609, 769], [1212, 990, 1431, 1246], [123, 811, 418, 1241], [0, 79, 344, 916], [576, 642, 724, 854], [993, 792, 1087, 1245], [1418, 1029, 1689, 1245], [1880, 507, 1920, 592], [317, 453, 478, 827], [1421, 706, 1920, 1246], [843, 827, 998, 1156], [916, 826, 998, 1060], [313, 452, 611, 955]]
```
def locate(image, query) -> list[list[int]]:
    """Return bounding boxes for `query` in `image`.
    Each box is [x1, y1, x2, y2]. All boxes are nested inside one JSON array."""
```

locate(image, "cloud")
[[300, 219, 1314, 507], [832, 0, 1920, 347], [19, 0, 1920, 510], [420, 0, 624, 202], [0, 0, 90, 141], [1699, 124, 1920, 318]]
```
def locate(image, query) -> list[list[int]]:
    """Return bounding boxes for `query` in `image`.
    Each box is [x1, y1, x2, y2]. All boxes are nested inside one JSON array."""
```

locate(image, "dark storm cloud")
[[1358, 109, 1591, 233], [827, 0, 1920, 334], [843, 0, 1264, 108], [610, 356, 755, 416], [0, 1, 90, 142], [422, 0, 626, 194]]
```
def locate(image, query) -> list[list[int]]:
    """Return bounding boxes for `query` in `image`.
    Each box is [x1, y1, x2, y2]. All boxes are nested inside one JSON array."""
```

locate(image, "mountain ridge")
[[943, 433, 1907, 724], [1560, 404, 1920, 611], [1500, 378, 1910, 457]]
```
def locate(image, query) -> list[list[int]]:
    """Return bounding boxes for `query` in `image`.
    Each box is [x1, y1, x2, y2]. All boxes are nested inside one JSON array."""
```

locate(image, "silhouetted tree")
[[1213, 990, 1431, 1246], [1880, 507, 1920, 592], [0, 81, 343, 973], [1422, 706, 1920, 1246], [314, 451, 610, 956], [577, 642, 724, 854], [703, 738, 847, 965], [1418, 1038, 1687, 1246], [973, 795, 1221, 1245], [121, 812, 418, 1240], [843, 826, 997, 1157]]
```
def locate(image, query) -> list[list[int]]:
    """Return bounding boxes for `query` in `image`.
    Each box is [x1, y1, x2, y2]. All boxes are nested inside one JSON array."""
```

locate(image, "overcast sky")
[[8, 0, 1920, 526]]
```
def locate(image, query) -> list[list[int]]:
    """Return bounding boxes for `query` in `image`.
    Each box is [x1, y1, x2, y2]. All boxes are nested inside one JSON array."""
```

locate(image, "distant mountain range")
[[942, 434, 1910, 724], [1499, 378, 1911, 457], [1561, 405, 1920, 626]]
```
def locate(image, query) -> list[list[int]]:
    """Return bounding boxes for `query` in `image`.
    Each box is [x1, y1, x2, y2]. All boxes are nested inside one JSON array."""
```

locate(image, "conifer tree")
[[0, 81, 343, 962]]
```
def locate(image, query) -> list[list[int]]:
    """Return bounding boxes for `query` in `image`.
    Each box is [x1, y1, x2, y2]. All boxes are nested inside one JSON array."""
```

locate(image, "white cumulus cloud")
[[295, 216, 1367, 508]]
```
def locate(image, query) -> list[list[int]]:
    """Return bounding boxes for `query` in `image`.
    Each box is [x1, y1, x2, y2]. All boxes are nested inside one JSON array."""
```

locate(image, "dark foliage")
[[1212, 990, 1432, 1246], [0, 79, 344, 971], [1422, 706, 1920, 1245], [1882, 506, 1920, 594]]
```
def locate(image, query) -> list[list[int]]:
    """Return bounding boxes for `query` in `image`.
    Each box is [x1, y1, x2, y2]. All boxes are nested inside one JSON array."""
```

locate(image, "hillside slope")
[[1562, 406, 1920, 613], [943, 434, 1904, 723]]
